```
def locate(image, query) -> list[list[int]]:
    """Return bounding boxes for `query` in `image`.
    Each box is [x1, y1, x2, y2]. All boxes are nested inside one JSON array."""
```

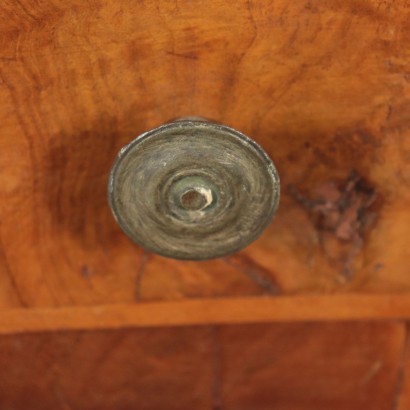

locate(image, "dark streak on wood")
[[165, 51, 199, 60], [224, 253, 281, 295]]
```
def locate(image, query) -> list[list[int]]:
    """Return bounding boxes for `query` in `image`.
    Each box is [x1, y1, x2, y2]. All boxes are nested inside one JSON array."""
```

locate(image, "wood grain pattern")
[[0, 0, 409, 310], [0, 322, 404, 409], [0, 0, 410, 310], [1, 2, 409, 408], [0, 326, 215, 410], [220, 322, 405, 410]]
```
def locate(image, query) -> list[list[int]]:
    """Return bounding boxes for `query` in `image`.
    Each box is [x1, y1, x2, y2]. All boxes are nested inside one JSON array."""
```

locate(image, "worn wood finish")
[[0, 322, 404, 409], [0, 0, 409, 310]]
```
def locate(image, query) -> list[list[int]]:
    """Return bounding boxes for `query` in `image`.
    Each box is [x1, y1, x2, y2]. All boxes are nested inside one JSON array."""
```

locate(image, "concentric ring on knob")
[[108, 119, 280, 260]]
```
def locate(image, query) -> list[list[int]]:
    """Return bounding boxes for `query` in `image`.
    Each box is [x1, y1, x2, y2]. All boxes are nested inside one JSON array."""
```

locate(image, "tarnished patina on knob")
[[108, 119, 280, 260]]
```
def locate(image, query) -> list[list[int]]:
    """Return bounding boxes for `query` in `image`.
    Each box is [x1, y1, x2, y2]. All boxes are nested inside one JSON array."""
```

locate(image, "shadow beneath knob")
[[40, 115, 147, 253]]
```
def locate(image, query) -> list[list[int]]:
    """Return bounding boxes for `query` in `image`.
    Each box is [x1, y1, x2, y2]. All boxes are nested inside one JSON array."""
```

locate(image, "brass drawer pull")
[[108, 118, 280, 260]]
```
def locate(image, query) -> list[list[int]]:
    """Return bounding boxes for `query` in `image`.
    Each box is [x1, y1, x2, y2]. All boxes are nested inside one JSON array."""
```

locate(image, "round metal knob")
[[108, 119, 280, 260]]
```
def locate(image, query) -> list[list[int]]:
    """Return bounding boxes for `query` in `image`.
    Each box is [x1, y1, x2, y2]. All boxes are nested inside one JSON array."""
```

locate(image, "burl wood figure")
[[0, 1, 409, 409]]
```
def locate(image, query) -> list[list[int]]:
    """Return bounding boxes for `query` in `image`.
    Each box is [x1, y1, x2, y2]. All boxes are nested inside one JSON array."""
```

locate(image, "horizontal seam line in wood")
[[1, 294, 410, 334]]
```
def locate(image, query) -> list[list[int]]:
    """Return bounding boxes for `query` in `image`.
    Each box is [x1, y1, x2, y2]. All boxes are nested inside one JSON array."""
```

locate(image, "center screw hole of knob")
[[180, 188, 213, 211]]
